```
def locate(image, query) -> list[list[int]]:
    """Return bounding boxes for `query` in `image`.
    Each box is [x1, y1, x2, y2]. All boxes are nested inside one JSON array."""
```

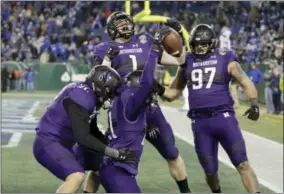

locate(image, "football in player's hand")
[[162, 28, 183, 57]]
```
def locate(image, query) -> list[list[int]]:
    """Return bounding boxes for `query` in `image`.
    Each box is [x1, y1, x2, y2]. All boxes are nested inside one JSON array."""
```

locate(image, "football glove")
[[152, 79, 165, 96], [106, 45, 120, 61], [165, 18, 185, 45], [115, 148, 137, 162], [243, 98, 259, 121], [165, 18, 182, 33], [146, 124, 160, 139]]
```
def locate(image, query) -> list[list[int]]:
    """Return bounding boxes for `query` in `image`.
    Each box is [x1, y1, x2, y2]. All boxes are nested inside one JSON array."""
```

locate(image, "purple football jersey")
[[101, 50, 160, 175], [93, 32, 153, 78], [104, 93, 147, 175], [36, 82, 96, 143], [183, 49, 237, 109]]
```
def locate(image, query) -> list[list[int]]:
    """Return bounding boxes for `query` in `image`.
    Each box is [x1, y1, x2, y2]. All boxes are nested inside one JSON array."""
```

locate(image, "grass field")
[[1, 91, 282, 193]]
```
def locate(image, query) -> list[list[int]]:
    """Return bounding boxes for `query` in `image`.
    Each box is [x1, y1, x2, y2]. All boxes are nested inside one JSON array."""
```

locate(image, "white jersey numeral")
[[191, 67, 216, 90], [108, 111, 117, 139], [129, 55, 138, 71]]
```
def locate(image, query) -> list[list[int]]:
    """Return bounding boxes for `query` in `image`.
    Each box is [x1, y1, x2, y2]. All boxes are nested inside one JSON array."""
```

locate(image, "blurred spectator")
[[1, 66, 10, 92], [264, 61, 282, 114], [9, 69, 17, 90], [268, 62, 282, 114], [280, 73, 284, 110], [17, 69, 26, 91], [1, 2, 283, 66], [26, 67, 34, 93], [245, 64, 263, 85], [264, 67, 275, 114]]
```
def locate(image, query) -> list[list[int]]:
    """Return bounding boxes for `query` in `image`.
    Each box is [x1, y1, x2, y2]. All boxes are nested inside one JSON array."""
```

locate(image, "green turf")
[[2, 91, 58, 99], [1, 133, 274, 193], [32, 101, 50, 119], [19, 90, 282, 144], [159, 99, 283, 144], [1, 96, 276, 193]]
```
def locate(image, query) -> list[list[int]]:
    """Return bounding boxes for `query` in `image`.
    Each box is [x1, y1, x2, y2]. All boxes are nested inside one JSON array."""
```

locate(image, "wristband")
[[104, 146, 119, 159], [249, 98, 258, 107], [156, 83, 165, 96]]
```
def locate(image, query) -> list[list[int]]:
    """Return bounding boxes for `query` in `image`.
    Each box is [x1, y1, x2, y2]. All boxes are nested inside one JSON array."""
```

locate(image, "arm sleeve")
[[63, 98, 107, 154], [124, 50, 160, 120], [227, 50, 238, 63], [93, 43, 112, 67]]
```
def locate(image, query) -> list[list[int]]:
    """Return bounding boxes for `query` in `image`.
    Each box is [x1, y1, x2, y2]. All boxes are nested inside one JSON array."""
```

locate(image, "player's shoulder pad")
[[69, 83, 96, 111], [93, 42, 111, 55], [136, 32, 153, 43], [217, 48, 238, 63], [217, 48, 235, 56]]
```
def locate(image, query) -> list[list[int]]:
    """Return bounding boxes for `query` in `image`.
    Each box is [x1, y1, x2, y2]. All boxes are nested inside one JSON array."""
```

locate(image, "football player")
[[99, 35, 163, 193], [92, 12, 190, 193], [155, 24, 261, 193], [33, 65, 136, 193]]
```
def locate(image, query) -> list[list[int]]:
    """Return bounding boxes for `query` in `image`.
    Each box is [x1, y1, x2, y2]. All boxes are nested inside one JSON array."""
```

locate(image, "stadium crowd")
[[1, 1, 283, 65], [1, 1, 283, 113]]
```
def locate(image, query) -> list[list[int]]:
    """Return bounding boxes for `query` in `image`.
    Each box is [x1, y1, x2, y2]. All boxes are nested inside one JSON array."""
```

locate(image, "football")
[[162, 28, 183, 57]]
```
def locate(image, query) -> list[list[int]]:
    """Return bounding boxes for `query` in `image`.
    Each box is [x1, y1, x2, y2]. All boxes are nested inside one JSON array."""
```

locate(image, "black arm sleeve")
[[63, 98, 107, 154]]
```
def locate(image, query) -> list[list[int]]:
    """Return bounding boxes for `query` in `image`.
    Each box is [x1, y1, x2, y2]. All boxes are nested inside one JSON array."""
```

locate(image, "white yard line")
[[161, 106, 283, 193], [2, 132, 23, 148], [21, 101, 40, 122]]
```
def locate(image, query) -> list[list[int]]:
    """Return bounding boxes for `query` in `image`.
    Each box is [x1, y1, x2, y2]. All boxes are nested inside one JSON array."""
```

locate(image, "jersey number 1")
[[191, 67, 216, 90], [129, 55, 138, 71], [108, 111, 117, 139]]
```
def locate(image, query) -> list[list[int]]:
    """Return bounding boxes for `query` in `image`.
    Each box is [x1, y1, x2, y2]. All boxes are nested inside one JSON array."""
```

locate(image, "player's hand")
[[106, 45, 120, 61], [152, 26, 172, 54], [243, 103, 259, 121], [116, 148, 137, 162], [146, 124, 160, 139], [165, 18, 182, 33], [152, 79, 165, 96]]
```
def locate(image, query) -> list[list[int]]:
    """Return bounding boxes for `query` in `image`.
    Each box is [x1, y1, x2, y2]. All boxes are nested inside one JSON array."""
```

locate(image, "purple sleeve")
[[144, 32, 154, 46], [93, 42, 108, 59], [69, 86, 95, 113], [124, 50, 159, 120], [227, 50, 238, 63]]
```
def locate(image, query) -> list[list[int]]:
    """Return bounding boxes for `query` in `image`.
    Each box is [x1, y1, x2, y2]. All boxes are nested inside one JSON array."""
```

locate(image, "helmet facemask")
[[107, 13, 135, 40], [191, 42, 211, 56], [114, 17, 135, 40]]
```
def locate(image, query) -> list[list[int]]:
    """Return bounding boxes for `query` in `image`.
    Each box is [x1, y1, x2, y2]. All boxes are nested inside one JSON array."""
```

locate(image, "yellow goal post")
[[125, 1, 190, 50]]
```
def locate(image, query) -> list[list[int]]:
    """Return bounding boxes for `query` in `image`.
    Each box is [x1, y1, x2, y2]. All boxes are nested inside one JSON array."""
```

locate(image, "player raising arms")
[[155, 24, 261, 193], [33, 65, 136, 193], [99, 33, 165, 193], [93, 11, 190, 193]]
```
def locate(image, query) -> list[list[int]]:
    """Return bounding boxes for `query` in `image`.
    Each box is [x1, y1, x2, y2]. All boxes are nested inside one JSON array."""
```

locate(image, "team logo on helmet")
[[98, 72, 112, 82]]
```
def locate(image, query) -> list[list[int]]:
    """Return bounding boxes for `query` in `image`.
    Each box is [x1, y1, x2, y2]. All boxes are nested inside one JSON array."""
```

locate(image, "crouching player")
[[33, 65, 136, 193], [99, 38, 163, 192]]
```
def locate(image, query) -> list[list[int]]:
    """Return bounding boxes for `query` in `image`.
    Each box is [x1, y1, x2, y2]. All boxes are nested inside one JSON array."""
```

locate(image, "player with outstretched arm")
[[154, 24, 261, 193], [92, 11, 191, 193], [99, 29, 168, 193]]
